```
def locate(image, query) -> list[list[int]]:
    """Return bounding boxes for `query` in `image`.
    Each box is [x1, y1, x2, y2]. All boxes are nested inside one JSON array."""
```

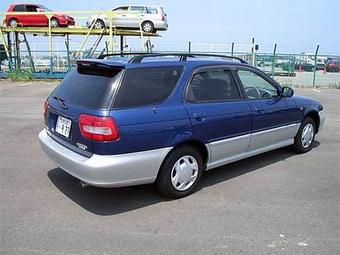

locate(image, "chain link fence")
[[1, 40, 339, 87]]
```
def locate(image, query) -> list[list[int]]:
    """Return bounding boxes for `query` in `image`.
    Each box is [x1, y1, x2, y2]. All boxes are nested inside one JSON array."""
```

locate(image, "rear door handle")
[[254, 108, 265, 114], [193, 113, 207, 121]]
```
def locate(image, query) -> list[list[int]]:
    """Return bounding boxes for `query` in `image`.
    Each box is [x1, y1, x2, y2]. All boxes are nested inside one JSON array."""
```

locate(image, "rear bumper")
[[154, 21, 168, 31], [39, 129, 171, 187]]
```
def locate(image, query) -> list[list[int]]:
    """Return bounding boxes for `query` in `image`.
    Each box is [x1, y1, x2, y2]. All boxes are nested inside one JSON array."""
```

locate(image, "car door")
[[129, 6, 147, 28], [234, 67, 301, 151], [112, 6, 130, 27], [183, 66, 252, 169], [25, 5, 46, 26]]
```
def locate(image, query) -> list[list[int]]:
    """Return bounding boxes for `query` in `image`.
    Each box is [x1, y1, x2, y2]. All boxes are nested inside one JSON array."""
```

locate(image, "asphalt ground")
[[0, 81, 339, 254]]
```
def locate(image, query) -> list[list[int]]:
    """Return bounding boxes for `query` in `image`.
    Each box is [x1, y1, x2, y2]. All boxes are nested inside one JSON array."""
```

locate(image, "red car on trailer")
[[5, 4, 75, 28]]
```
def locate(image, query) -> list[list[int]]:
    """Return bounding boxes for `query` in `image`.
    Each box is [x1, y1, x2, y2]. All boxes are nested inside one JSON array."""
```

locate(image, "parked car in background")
[[5, 4, 75, 28], [282, 61, 314, 72], [325, 58, 340, 72], [39, 53, 325, 198], [86, 5, 168, 32]]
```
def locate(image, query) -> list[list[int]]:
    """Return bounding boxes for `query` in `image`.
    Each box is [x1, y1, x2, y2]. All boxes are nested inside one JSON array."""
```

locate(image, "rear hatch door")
[[45, 60, 124, 156]]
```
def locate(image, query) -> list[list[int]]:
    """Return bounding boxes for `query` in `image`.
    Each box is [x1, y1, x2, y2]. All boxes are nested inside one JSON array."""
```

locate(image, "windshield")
[[39, 5, 52, 11]]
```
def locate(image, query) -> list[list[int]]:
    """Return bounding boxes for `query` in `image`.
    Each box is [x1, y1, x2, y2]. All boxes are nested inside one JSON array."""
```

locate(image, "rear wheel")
[[50, 18, 59, 28], [156, 146, 203, 198], [9, 19, 18, 28], [293, 117, 315, 153], [142, 21, 154, 33]]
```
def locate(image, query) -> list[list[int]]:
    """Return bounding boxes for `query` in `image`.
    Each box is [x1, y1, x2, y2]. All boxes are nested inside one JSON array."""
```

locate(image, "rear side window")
[[114, 67, 182, 108], [146, 7, 158, 14], [13, 5, 26, 12], [186, 69, 240, 102], [52, 67, 122, 109], [130, 6, 146, 13]]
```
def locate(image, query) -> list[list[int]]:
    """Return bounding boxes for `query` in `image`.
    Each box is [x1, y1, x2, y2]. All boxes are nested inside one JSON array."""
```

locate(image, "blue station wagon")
[[39, 53, 325, 198]]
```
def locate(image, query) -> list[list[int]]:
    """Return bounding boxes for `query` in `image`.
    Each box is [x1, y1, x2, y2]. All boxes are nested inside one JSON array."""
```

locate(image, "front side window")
[[113, 7, 129, 12], [186, 69, 240, 102], [114, 67, 182, 108], [237, 69, 279, 99], [26, 5, 38, 12]]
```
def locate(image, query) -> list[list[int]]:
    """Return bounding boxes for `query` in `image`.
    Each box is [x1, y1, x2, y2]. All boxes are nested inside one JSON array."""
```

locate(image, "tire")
[[142, 21, 154, 33], [50, 18, 59, 28], [9, 19, 18, 28], [93, 19, 105, 29], [293, 117, 316, 154], [156, 146, 203, 198]]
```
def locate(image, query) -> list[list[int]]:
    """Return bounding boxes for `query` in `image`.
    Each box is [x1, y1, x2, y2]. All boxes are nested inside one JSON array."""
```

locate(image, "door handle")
[[193, 113, 207, 121], [254, 108, 265, 114]]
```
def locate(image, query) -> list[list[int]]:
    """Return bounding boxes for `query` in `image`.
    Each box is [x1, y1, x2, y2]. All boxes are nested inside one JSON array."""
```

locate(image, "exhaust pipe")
[[79, 181, 89, 188]]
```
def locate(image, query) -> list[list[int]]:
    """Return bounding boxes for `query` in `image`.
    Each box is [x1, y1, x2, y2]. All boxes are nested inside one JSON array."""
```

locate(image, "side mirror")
[[281, 87, 294, 97]]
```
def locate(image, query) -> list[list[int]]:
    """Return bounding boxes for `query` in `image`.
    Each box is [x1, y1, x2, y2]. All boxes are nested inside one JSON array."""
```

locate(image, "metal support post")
[[65, 34, 71, 72], [312, 45, 319, 88], [120, 35, 124, 54], [271, 43, 277, 78], [231, 42, 234, 56], [22, 33, 35, 72], [14, 32, 21, 70]]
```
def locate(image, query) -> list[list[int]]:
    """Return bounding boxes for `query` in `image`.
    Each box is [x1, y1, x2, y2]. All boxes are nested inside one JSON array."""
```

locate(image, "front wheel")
[[93, 19, 105, 29], [156, 146, 203, 198], [293, 117, 316, 153], [50, 18, 59, 28]]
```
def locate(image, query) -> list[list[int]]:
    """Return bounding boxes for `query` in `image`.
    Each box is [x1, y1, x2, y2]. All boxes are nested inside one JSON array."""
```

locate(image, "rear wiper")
[[53, 96, 68, 109]]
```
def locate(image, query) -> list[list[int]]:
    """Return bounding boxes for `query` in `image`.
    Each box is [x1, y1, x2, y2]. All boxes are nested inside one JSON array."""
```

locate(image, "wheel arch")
[[8, 17, 19, 26], [305, 110, 320, 133], [163, 139, 209, 170]]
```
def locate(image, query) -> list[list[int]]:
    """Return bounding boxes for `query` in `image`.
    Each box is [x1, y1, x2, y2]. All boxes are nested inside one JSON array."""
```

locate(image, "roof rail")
[[98, 52, 248, 64], [97, 52, 150, 59]]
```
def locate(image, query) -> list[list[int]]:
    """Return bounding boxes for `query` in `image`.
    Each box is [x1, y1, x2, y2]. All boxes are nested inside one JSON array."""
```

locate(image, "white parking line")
[[313, 89, 321, 93]]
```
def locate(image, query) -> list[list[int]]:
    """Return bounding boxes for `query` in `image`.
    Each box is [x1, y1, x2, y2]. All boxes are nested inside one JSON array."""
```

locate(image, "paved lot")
[[0, 81, 339, 254]]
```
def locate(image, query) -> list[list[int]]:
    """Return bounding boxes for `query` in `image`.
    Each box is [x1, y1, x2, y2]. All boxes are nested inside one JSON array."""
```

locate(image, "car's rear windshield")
[[51, 65, 123, 109], [113, 66, 183, 108]]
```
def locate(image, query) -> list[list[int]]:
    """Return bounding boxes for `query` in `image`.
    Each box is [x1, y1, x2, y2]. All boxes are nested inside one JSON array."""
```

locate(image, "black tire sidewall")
[[294, 117, 316, 153], [156, 146, 203, 198]]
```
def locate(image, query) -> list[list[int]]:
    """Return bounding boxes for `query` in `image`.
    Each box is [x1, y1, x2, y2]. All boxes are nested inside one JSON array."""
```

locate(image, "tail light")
[[79, 114, 120, 142], [161, 14, 165, 21], [43, 99, 48, 117]]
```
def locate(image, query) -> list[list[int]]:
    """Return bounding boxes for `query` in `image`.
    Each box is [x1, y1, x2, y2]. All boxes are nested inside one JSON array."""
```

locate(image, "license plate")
[[55, 116, 72, 138]]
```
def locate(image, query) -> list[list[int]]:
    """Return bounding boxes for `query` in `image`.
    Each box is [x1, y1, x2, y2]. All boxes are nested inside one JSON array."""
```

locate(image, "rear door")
[[183, 66, 252, 166], [129, 6, 147, 27], [45, 63, 123, 155], [10, 5, 27, 25], [234, 67, 301, 151]]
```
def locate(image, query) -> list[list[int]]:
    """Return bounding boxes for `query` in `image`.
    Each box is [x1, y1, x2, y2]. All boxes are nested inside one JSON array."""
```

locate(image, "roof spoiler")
[[97, 52, 248, 64]]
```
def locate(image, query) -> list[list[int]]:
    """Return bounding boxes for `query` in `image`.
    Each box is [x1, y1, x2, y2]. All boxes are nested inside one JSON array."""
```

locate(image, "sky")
[[1, 0, 339, 54]]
